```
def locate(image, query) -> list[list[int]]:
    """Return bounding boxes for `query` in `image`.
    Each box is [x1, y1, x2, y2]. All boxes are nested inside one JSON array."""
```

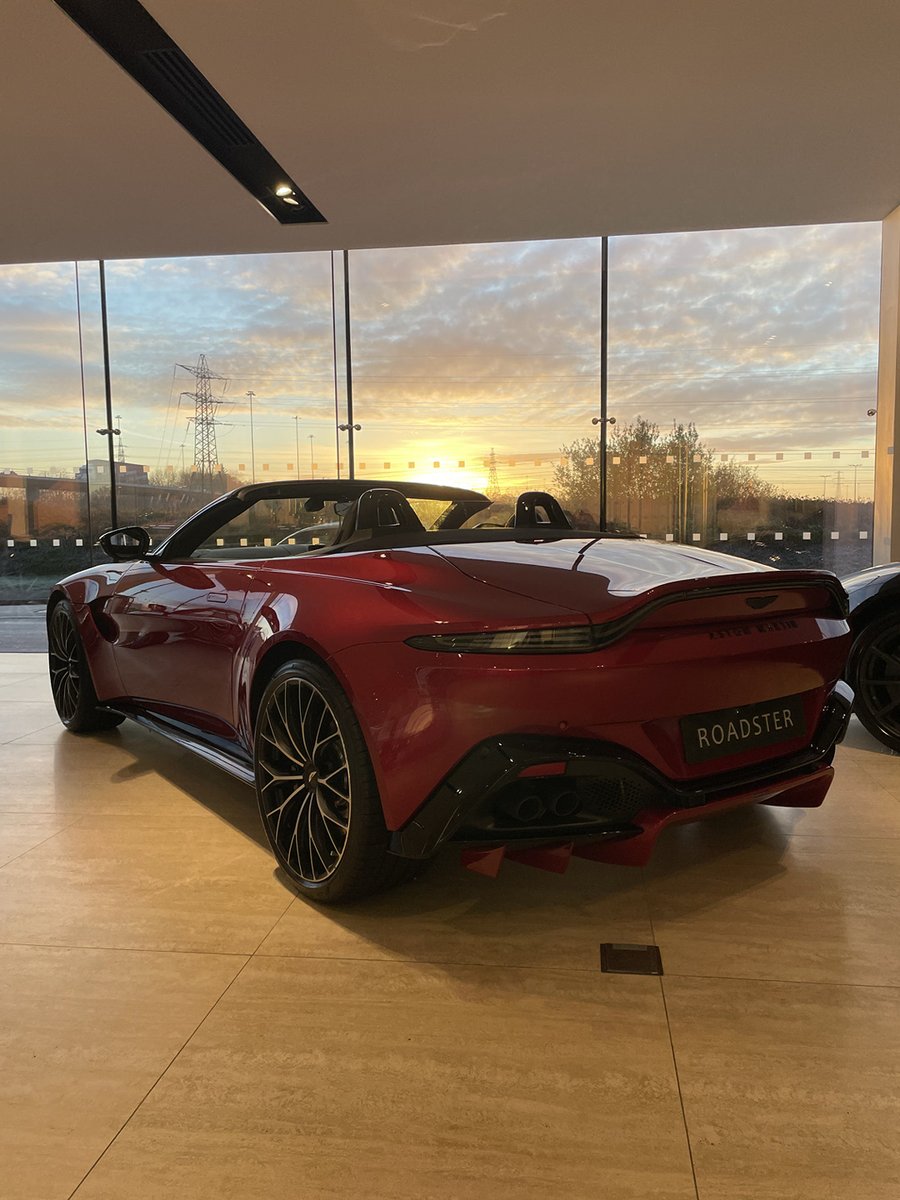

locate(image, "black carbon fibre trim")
[[389, 681, 853, 858]]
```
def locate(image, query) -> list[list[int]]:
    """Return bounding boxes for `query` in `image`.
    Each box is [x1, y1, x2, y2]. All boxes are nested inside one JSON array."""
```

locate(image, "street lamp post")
[[847, 462, 861, 505], [246, 390, 256, 482], [293, 416, 300, 480], [338, 423, 361, 480], [309, 434, 315, 477]]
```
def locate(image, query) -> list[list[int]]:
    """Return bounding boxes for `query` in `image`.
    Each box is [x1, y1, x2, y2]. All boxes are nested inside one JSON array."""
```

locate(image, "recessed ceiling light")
[[53, 0, 325, 226]]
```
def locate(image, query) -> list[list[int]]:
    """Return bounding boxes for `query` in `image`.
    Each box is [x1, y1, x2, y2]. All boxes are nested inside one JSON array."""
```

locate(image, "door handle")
[[207, 591, 228, 604]]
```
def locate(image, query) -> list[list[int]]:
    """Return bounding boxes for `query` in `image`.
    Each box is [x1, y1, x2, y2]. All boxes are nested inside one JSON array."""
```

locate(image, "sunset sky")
[[0, 221, 882, 501]]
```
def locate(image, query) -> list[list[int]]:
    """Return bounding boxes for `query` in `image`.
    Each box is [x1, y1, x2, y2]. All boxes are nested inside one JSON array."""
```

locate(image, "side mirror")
[[98, 526, 152, 561]]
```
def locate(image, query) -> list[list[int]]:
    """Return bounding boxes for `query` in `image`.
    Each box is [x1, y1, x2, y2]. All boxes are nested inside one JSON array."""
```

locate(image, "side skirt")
[[111, 709, 255, 786]]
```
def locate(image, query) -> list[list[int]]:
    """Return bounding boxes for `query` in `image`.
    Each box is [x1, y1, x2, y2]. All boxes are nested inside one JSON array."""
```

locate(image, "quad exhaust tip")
[[495, 785, 582, 825], [547, 789, 580, 818]]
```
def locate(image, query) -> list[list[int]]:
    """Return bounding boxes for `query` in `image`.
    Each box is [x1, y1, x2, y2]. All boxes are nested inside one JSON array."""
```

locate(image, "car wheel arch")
[[46, 588, 67, 622], [248, 638, 332, 730], [45, 587, 104, 695], [246, 639, 379, 792], [847, 593, 900, 650], [845, 603, 900, 750], [845, 593, 900, 708]]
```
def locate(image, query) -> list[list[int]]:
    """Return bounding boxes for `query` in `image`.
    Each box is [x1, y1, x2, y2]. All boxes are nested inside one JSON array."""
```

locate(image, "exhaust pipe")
[[496, 793, 545, 824], [546, 789, 580, 819]]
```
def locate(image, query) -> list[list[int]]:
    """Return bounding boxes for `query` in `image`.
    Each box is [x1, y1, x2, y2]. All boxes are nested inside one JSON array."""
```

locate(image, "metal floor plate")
[[600, 943, 664, 976]]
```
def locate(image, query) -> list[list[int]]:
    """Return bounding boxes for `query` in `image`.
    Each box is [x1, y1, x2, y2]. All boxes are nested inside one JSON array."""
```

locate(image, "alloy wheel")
[[855, 622, 900, 742], [49, 609, 82, 723], [256, 677, 351, 882]]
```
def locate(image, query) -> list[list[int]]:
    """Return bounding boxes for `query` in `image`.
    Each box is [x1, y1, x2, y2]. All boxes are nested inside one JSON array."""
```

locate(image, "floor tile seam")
[[772, 835, 900, 844], [22, 812, 265, 824], [639, 871, 701, 1200], [657, 977, 702, 1200], [0, 711, 58, 719], [66, 953, 253, 1200], [252, 947, 604, 976], [839, 766, 900, 773], [0, 808, 124, 816], [0, 938, 252, 958], [246, 891, 302, 958], [0, 816, 84, 871], [658, 969, 900, 993], [0, 809, 77, 818], [844, 775, 900, 792], [3, 723, 66, 744]]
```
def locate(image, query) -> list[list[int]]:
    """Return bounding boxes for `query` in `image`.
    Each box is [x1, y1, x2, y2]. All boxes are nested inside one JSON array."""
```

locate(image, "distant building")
[[76, 459, 149, 486]]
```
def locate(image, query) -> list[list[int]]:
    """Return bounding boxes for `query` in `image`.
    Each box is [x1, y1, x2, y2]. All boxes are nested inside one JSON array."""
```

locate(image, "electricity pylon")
[[486, 447, 500, 497], [179, 354, 227, 492], [115, 413, 126, 464]]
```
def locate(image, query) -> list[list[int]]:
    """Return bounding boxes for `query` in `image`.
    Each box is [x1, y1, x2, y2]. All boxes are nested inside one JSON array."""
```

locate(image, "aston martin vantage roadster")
[[48, 480, 853, 901]]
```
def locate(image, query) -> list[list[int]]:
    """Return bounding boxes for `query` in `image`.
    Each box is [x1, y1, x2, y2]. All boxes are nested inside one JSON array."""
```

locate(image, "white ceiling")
[[3, 0, 900, 265]]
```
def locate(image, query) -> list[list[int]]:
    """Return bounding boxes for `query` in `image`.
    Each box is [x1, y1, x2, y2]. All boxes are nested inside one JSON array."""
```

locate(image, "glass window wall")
[[0, 223, 884, 606], [0, 262, 105, 603], [346, 240, 604, 510], [604, 224, 881, 573], [102, 251, 337, 538]]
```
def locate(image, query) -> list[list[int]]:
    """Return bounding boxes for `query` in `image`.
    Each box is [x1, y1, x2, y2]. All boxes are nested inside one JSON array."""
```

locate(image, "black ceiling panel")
[[54, 0, 326, 225]]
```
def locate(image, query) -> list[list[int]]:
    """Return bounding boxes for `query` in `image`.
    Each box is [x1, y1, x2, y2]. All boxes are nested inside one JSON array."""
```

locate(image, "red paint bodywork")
[[52, 531, 851, 858]]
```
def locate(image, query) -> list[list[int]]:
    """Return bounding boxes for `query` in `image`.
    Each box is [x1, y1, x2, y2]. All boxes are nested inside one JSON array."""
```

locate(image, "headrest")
[[335, 488, 426, 544], [514, 491, 573, 528]]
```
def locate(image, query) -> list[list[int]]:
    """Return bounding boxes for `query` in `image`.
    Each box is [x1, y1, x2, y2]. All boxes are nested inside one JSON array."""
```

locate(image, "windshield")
[[170, 490, 491, 562]]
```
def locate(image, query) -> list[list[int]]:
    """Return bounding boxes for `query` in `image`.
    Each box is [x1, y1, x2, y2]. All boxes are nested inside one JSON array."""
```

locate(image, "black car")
[[844, 564, 900, 750]]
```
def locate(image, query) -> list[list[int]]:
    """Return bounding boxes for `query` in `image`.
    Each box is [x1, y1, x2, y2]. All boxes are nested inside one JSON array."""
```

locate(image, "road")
[[0, 605, 47, 652]]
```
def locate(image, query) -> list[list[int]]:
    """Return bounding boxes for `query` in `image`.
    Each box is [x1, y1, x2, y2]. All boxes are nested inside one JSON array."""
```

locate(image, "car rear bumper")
[[389, 679, 853, 864], [332, 613, 851, 830]]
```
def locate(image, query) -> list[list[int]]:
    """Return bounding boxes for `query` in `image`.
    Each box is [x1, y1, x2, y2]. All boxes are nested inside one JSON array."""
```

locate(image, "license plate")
[[680, 695, 806, 765]]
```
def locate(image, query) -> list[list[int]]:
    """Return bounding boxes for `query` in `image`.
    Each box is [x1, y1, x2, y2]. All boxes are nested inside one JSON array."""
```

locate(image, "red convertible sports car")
[[48, 479, 853, 902]]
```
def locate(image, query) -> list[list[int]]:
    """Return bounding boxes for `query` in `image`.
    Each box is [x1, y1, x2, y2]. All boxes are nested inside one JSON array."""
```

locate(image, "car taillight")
[[405, 626, 594, 653]]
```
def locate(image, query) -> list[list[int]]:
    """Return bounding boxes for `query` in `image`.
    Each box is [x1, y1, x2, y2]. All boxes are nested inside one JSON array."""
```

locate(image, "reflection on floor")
[[1, 652, 898, 1199]]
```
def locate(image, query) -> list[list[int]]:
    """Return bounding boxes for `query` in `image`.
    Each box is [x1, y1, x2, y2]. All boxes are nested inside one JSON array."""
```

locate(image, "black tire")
[[253, 660, 417, 903], [48, 600, 125, 733], [847, 611, 900, 751]]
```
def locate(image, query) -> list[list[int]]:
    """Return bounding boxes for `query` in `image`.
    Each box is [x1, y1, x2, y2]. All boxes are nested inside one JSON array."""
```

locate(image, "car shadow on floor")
[[73, 717, 884, 966], [840, 716, 900, 755], [76, 723, 270, 849], [315, 802, 794, 928]]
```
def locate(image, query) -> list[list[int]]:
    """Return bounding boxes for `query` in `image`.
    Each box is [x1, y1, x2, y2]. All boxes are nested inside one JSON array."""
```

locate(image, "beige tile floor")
[[0, 651, 898, 1199]]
